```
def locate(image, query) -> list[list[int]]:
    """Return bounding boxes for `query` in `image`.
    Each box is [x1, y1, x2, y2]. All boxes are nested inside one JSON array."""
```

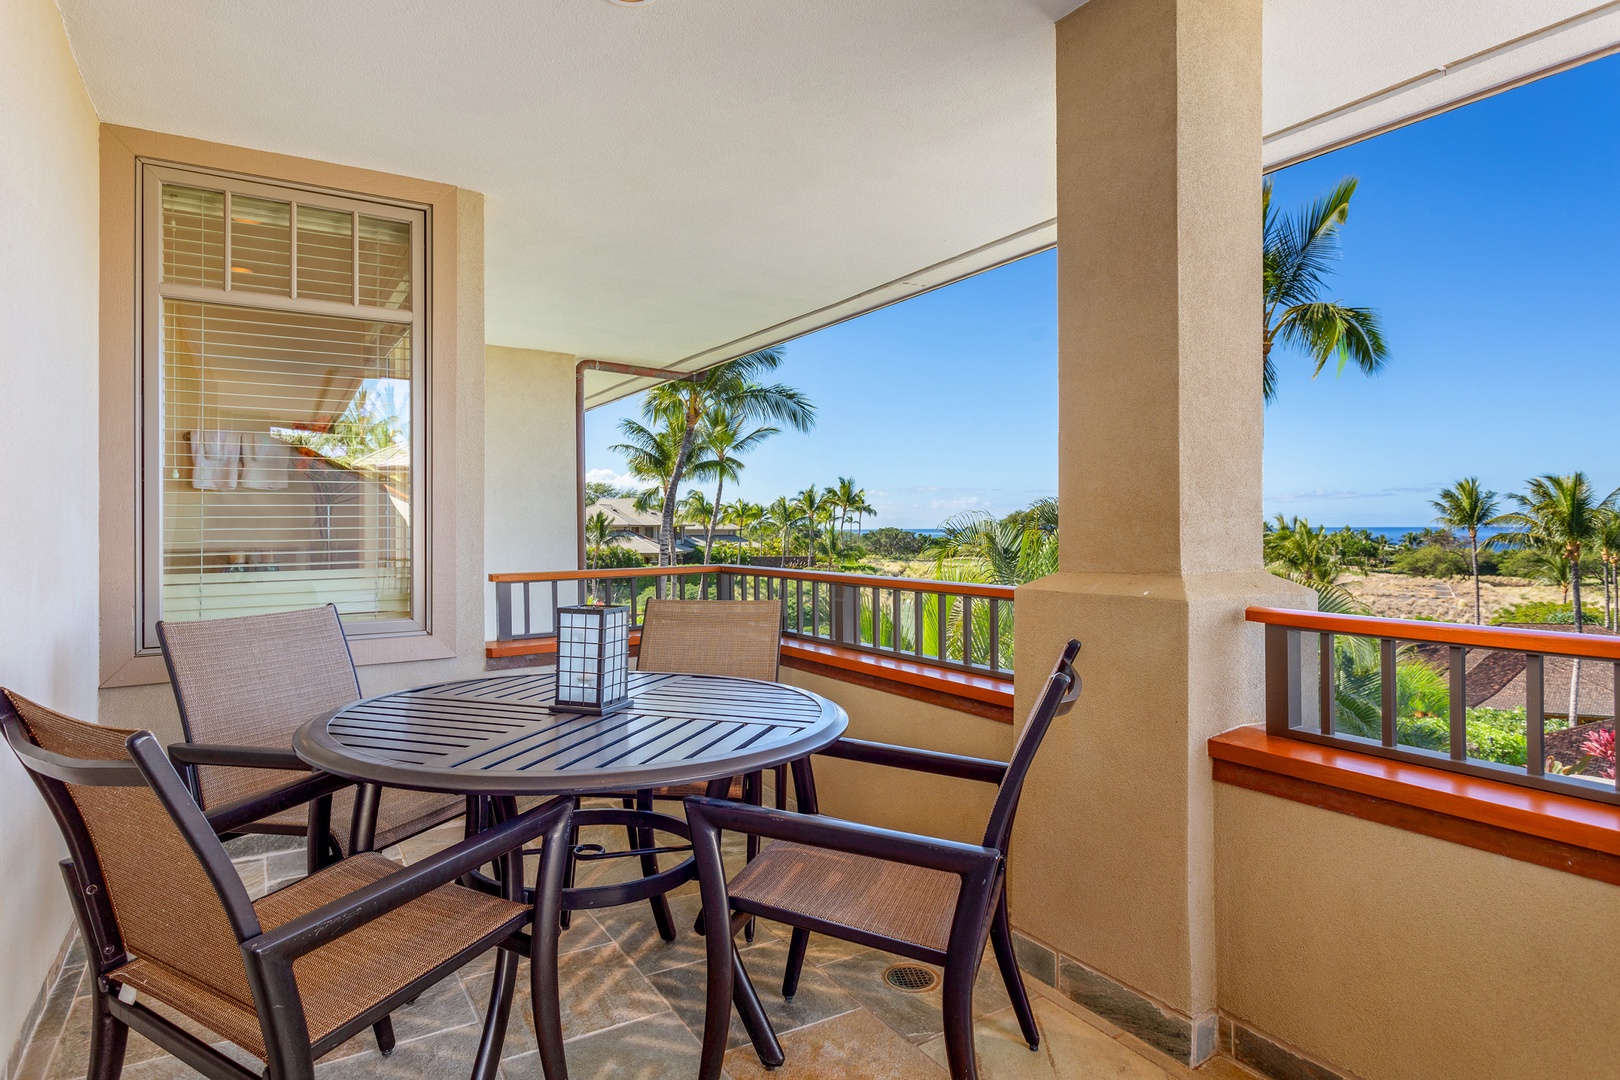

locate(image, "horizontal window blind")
[[145, 170, 425, 643]]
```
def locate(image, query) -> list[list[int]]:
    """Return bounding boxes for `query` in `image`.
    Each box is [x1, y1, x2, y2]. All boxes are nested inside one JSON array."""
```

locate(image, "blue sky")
[[587, 54, 1619, 530]]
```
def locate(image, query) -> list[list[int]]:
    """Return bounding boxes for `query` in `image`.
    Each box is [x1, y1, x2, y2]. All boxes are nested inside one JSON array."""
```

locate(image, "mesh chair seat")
[[258, 786, 465, 854], [636, 599, 782, 800], [158, 606, 465, 861], [727, 841, 960, 953], [112, 852, 525, 1059]]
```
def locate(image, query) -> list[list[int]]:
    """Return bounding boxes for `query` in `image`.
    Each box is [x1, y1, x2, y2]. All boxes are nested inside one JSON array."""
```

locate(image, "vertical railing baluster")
[[989, 598, 1002, 672], [914, 590, 924, 660], [1448, 645, 1467, 761], [1526, 653, 1545, 776], [495, 581, 513, 641], [1380, 638, 1397, 747], [961, 596, 973, 668], [1318, 631, 1334, 734], [1263, 625, 1293, 735], [795, 579, 803, 634]]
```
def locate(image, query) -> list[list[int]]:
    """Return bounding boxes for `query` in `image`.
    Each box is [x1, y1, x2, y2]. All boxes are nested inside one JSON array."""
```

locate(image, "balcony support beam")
[[1010, 0, 1306, 1062]]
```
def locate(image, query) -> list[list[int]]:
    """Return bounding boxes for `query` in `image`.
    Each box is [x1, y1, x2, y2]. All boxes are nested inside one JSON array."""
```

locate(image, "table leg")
[[635, 790, 677, 942], [348, 783, 381, 854]]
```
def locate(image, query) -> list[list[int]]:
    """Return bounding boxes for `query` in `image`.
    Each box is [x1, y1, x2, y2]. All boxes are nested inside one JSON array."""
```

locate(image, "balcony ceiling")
[[58, 0, 1618, 405]]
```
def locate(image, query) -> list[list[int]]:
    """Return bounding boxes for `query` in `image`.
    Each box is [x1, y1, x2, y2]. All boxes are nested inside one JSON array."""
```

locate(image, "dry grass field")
[[1339, 571, 1568, 622]]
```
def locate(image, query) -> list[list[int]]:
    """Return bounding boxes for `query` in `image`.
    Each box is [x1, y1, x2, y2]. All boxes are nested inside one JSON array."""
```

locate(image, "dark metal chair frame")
[[686, 639, 1082, 1080], [158, 605, 463, 875], [602, 598, 790, 944], [0, 695, 577, 1080]]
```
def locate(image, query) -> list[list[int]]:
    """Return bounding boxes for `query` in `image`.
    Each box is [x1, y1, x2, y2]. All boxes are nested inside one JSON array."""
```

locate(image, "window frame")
[[134, 162, 432, 651]]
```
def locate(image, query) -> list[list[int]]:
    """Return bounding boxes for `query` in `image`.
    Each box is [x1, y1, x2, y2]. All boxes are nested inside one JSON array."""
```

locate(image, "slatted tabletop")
[[295, 670, 848, 795]]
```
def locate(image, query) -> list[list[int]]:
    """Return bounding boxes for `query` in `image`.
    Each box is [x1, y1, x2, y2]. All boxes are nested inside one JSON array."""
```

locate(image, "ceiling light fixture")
[[604, 0, 654, 6]]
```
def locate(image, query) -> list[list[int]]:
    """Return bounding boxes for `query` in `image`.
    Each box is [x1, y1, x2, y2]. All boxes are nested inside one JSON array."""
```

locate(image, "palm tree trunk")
[[1469, 533, 1481, 624], [1570, 551, 1583, 726], [705, 473, 725, 565], [658, 416, 698, 566]]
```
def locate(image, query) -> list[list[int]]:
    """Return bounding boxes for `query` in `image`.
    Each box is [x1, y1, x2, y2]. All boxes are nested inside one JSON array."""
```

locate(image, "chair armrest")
[[817, 738, 1008, 785], [169, 743, 312, 771], [244, 795, 574, 963], [204, 771, 355, 836], [684, 796, 999, 877]]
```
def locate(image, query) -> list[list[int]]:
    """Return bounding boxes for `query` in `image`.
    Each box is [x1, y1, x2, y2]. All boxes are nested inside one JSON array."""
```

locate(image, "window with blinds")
[[139, 164, 427, 647]]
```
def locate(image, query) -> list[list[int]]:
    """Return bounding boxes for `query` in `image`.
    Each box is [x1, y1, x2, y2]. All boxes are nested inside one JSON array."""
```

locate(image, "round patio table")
[[295, 668, 847, 800], [294, 668, 848, 1069]]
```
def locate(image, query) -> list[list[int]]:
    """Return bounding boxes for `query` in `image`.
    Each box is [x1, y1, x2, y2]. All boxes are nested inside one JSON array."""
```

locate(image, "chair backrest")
[[0, 690, 261, 1009], [982, 639, 1081, 853], [158, 605, 361, 809], [636, 599, 784, 682]]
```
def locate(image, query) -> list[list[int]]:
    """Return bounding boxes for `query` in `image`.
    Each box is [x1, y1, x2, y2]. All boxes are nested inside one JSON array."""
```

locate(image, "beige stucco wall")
[[1011, 0, 1308, 1026], [484, 346, 579, 641], [0, 0, 101, 1065], [777, 670, 1013, 847], [1216, 784, 1620, 1080], [99, 190, 489, 743]]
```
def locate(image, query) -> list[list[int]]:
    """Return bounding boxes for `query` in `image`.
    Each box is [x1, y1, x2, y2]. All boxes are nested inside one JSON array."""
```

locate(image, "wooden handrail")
[[1246, 606, 1620, 662], [489, 564, 1015, 600]]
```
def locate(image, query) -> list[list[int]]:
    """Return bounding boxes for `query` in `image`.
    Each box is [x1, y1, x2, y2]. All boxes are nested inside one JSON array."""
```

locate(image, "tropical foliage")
[[1262, 178, 1389, 402]]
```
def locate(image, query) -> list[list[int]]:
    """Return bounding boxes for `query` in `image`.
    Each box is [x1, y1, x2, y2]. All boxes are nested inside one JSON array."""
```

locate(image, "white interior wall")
[[0, 0, 102, 1067], [484, 346, 580, 641]]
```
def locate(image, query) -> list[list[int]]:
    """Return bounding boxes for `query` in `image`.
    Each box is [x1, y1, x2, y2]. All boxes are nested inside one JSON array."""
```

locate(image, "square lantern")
[[553, 604, 631, 715]]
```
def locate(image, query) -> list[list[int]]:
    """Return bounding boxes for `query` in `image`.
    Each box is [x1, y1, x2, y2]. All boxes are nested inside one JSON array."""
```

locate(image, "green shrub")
[[1494, 548, 1545, 580], [1462, 707, 1529, 766], [1391, 545, 1469, 579], [1396, 708, 1529, 766], [862, 527, 928, 560], [1488, 601, 1602, 625], [586, 544, 648, 569]]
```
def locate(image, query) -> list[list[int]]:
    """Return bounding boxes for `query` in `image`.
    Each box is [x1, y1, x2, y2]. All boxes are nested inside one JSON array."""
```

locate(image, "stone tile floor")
[[16, 810, 1257, 1080]]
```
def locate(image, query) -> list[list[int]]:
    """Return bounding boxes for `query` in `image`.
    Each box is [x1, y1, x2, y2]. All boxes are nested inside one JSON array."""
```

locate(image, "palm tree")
[[696, 405, 778, 565], [585, 510, 617, 570], [727, 500, 766, 560], [1263, 177, 1389, 402], [640, 348, 815, 564], [1431, 478, 1502, 624], [679, 489, 717, 563], [1496, 473, 1618, 722], [829, 477, 871, 542], [764, 496, 799, 565], [1263, 516, 1362, 612], [792, 486, 826, 568], [1598, 510, 1620, 631]]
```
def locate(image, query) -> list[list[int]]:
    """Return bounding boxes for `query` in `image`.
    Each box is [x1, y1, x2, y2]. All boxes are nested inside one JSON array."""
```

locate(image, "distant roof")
[[608, 532, 695, 556], [588, 498, 661, 529]]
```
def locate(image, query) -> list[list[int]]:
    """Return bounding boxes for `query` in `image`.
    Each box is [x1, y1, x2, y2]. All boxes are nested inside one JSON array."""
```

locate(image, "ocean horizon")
[[864, 525, 1506, 541]]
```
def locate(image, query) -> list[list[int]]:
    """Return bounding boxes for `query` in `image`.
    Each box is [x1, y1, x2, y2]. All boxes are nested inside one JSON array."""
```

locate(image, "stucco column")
[[1009, 0, 1309, 1061], [484, 346, 581, 640]]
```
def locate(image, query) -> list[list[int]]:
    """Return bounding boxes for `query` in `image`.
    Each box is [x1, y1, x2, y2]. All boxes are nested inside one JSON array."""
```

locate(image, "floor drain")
[[883, 964, 939, 993]]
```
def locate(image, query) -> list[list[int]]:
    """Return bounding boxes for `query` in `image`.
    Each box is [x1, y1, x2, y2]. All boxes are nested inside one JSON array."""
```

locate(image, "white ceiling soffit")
[[1263, 0, 1620, 169], [57, 0, 1063, 397], [54, 0, 1617, 408]]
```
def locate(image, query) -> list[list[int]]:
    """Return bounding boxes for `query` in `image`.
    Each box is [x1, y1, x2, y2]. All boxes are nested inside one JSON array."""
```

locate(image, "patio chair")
[[617, 598, 785, 941], [158, 606, 465, 872], [685, 639, 1082, 1080], [0, 688, 576, 1080]]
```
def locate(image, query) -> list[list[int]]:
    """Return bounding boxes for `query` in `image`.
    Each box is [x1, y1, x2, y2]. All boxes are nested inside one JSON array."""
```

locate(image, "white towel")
[[190, 430, 240, 491], [241, 432, 291, 490]]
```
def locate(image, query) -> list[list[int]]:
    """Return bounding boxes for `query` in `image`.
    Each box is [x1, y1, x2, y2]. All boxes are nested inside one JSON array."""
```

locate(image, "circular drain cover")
[[883, 963, 939, 993]]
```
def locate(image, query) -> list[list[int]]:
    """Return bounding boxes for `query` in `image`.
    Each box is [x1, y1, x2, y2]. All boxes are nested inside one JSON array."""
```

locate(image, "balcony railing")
[[1251, 606, 1620, 805], [490, 565, 1016, 676]]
